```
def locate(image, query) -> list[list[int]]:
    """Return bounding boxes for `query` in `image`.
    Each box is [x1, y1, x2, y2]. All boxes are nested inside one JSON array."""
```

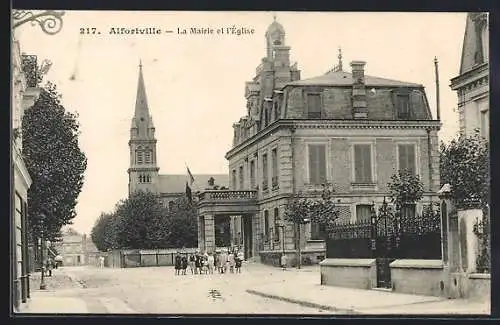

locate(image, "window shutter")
[[354, 145, 363, 182], [364, 145, 372, 182], [407, 144, 416, 174], [318, 145, 326, 184], [308, 145, 317, 184]]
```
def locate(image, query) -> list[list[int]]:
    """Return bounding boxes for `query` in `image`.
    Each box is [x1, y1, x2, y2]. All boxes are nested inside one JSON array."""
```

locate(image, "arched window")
[[136, 150, 143, 164], [145, 150, 152, 163], [138, 175, 143, 183]]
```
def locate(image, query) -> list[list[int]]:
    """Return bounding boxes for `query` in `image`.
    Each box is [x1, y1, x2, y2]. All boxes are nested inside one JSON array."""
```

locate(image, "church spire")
[[337, 47, 343, 72], [135, 59, 149, 121]]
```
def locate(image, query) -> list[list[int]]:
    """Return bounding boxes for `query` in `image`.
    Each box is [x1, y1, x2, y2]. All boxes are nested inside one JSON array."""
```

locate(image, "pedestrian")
[[235, 253, 242, 273], [228, 250, 235, 274], [195, 252, 202, 275], [46, 258, 53, 277], [99, 256, 105, 269], [188, 254, 196, 274], [174, 252, 182, 275], [207, 252, 215, 274], [280, 254, 288, 271], [220, 249, 228, 274], [181, 255, 188, 275]]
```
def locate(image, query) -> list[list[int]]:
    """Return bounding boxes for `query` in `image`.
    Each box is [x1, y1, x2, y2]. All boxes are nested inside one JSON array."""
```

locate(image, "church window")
[[136, 150, 143, 164], [145, 150, 152, 163]]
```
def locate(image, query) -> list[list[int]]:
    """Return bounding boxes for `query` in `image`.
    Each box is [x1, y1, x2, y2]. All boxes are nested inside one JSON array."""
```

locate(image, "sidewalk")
[[247, 281, 491, 315]]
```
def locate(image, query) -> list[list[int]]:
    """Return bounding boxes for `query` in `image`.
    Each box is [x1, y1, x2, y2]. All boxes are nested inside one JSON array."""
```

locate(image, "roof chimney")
[[350, 61, 368, 119]]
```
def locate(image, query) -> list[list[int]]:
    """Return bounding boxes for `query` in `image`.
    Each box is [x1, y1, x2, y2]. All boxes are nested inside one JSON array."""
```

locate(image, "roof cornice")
[[226, 119, 441, 159]]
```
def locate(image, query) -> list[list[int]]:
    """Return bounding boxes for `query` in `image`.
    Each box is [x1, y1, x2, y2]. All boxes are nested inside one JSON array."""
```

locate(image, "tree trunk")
[[297, 223, 301, 269]]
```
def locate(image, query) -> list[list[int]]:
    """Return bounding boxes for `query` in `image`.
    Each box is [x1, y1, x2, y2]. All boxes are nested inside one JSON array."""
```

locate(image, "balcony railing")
[[198, 190, 258, 203]]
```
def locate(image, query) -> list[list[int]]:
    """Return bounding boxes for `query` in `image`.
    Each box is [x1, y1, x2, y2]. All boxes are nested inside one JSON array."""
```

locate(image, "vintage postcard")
[[11, 10, 490, 316]]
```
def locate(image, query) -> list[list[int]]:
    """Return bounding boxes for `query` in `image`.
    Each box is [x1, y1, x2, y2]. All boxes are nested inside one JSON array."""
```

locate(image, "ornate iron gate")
[[370, 198, 398, 289]]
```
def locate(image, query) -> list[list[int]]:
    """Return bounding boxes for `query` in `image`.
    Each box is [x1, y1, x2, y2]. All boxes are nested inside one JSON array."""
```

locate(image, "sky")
[[14, 11, 466, 235]]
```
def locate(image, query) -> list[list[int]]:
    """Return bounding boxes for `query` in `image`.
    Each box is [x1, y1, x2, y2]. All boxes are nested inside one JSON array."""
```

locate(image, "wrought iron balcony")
[[197, 190, 258, 203]]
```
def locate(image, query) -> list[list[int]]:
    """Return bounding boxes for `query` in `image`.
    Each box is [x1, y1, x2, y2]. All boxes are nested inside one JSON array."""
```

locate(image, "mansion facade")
[[197, 19, 441, 264]]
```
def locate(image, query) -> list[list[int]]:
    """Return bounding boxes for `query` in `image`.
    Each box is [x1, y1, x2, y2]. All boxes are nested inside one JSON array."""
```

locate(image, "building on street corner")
[[196, 18, 441, 265], [450, 12, 489, 140], [11, 31, 41, 311]]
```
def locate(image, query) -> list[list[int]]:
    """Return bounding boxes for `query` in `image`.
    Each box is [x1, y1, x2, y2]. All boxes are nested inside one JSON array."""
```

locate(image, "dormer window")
[[306, 93, 322, 119], [396, 94, 411, 119], [273, 40, 281, 45]]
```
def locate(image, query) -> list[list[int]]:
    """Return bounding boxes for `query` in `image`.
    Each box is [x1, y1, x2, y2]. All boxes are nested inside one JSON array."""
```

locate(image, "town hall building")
[[127, 61, 228, 208], [196, 18, 442, 264]]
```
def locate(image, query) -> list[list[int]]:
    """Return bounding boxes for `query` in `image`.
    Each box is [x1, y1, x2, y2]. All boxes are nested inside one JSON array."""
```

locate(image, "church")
[[127, 61, 229, 208]]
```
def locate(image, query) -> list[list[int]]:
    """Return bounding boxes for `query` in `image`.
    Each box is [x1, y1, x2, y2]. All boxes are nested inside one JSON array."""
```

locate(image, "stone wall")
[[466, 273, 490, 302], [390, 259, 447, 297], [260, 249, 326, 267], [320, 258, 376, 290]]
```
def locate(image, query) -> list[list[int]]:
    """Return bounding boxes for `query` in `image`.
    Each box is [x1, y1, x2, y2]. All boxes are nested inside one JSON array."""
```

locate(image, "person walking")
[[228, 250, 235, 274], [99, 256, 105, 269], [207, 252, 215, 275], [195, 252, 202, 275], [181, 255, 188, 275], [280, 253, 288, 271], [234, 251, 242, 273], [188, 254, 196, 274], [220, 249, 228, 274], [46, 258, 53, 277], [174, 252, 182, 275]]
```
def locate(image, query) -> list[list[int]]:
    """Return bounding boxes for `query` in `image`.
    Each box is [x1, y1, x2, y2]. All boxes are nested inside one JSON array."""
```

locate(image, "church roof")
[[285, 70, 422, 88], [158, 174, 229, 194]]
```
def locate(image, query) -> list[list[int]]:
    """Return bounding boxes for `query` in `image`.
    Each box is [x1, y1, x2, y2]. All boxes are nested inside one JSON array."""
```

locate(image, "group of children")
[[174, 249, 244, 275]]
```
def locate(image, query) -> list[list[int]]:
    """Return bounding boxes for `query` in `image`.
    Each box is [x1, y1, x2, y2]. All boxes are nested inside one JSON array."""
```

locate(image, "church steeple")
[[128, 59, 159, 196], [135, 59, 150, 124]]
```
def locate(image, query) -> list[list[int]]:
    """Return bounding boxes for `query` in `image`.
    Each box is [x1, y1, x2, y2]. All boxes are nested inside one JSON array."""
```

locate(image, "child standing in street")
[[174, 252, 182, 275], [181, 255, 188, 275], [280, 254, 288, 271]]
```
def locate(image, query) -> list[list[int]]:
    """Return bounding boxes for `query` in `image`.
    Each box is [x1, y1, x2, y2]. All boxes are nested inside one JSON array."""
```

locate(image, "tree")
[[440, 130, 490, 210], [22, 82, 87, 242], [91, 212, 118, 252], [284, 183, 339, 268], [388, 169, 424, 209], [164, 197, 198, 248], [113, 191, 169, 249]]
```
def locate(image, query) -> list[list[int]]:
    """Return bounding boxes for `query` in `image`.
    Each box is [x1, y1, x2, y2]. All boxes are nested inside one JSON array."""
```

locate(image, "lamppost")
[[39, 214, 46, 290], [12, 10, 65, 35]]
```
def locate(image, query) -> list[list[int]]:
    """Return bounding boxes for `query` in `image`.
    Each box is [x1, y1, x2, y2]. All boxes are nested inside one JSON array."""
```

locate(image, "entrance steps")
[[371, 287, 394, 293]]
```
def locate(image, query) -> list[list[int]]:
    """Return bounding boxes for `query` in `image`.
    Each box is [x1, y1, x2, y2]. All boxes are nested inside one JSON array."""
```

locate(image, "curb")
[[246, 289, 360, 314]]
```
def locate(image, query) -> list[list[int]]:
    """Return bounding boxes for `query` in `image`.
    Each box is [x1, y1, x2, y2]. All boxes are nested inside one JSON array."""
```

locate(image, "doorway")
[[243, 215, 253, 260]]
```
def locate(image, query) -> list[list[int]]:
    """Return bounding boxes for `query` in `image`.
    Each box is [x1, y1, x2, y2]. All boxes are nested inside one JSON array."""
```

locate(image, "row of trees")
[[21, 57, 87, 244], [91, 191, 198, 251]]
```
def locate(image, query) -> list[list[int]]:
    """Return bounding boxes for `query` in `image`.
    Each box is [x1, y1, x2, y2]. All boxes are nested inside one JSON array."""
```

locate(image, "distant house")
[[53, 228, 98, 266]]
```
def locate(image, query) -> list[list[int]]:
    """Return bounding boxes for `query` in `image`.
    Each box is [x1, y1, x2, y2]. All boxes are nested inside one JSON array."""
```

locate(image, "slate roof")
[[158, 174, 229, 194], [285, 70, 422, 88]]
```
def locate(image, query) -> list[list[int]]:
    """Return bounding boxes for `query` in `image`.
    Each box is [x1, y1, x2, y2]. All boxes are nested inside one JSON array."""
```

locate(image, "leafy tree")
[[164, 197, 198, 248], [91, 212, 118, 252], [22, 82, 87, 242], [388, 169, 424, 209], [440, 130, 490, 210], [284, 183, 339, 268], [113, 191, 169, 249]]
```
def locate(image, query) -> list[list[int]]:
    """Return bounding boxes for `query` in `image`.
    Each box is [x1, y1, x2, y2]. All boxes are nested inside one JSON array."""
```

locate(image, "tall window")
[[398, 144, 416, 174], [145, 150, 152, 164], [307, 94, 322, 118], [311, 222, 326, 240], [271, 148, 278, 188], [401, 204, 416, 219], [136, 150, 143, 164], [232, 169, 237, 189], [264, 210, 269, 241], [262, 153, 268, 190], [396, 95, 410, 119], [250, 160, 256, 189], [354, 144, 372, 183], [308, 144, 326, 185], [356, 205, 372, 222], [274, 208, 280, 240], [480, 109, 489, 139], [238, 166, 244, 190]]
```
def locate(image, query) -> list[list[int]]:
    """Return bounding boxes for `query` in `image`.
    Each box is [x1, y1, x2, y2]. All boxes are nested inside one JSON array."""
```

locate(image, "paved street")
[[20, 263, 490, 315], [23, 263, 329, 314]]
